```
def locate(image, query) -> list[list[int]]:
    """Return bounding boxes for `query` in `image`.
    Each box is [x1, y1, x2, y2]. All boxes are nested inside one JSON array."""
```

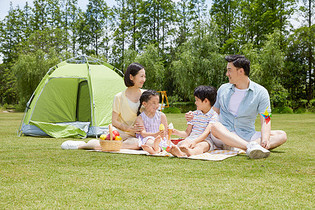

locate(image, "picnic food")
[[100, 134, 107, 140], [159, 123, 165, 131], [112, 130, 120, 137], [115, 136, 122, 141], [168, 122, 174, 140]]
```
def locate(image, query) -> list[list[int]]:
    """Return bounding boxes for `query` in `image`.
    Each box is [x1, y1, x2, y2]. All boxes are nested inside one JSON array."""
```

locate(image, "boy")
[[170, 85, 218, 157]]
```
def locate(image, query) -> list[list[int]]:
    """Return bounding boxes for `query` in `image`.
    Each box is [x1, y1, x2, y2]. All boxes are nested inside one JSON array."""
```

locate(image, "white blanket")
[[92, 149, 240, 161]]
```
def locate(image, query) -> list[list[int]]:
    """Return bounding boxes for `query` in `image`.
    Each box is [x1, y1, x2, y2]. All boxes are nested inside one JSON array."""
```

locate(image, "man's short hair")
[[225, 55, 250, 76], [194, 85, 217, 106], [124, 63, 144, 87]]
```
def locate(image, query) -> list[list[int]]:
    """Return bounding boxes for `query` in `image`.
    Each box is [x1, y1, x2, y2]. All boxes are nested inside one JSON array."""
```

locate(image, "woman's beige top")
[[112, 89, 145, 136]]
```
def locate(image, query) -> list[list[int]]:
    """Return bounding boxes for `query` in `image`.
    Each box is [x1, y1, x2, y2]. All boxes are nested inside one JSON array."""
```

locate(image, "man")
[[187, 55, 287, 159]]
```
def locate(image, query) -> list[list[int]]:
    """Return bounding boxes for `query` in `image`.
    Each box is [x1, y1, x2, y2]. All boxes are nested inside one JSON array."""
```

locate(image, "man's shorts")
[[210, 131, 262, 150]]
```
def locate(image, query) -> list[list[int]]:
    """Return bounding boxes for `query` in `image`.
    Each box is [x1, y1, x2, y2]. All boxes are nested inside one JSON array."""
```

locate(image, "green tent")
[[18, 56, 126, 138]]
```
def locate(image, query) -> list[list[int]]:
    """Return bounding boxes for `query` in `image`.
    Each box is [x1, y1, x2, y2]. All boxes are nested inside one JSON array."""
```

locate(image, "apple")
[[112, 130, 120, 137], [105, 133, 117, 140]]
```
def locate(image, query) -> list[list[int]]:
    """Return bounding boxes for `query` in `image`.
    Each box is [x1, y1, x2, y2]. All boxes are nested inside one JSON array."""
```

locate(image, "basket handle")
[[108, 124, 113, 140]]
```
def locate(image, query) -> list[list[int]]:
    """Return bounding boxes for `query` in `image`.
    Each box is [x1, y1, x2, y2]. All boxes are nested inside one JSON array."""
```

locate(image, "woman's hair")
[[137, 90, 159, 116], [124, 62, 145, 87]]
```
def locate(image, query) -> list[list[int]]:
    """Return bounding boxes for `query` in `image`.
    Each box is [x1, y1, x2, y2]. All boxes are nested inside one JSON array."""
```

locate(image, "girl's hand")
[[159, 130, 166, 137]]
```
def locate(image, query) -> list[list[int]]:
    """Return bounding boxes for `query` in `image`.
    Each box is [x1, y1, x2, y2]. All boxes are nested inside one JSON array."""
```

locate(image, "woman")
[[111, 62, 146, 149], [61, 63, 146, 150]]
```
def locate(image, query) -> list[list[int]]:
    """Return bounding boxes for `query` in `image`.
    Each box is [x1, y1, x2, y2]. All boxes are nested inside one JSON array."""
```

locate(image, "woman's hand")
[[131, 123, 144, 134]]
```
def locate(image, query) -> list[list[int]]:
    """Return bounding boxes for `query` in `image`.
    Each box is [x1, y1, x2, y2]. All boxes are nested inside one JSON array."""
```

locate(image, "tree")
[[85, 0, 110, 56], [12, 49, 61, 107], [135, 44, 165, 91], [210, 0, 240, 53], [170, 24, 226, 101], [299, 0, 314, 101]]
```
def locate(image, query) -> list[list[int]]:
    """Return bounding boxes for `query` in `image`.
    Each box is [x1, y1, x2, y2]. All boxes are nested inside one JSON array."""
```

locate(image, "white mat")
[[92, 149, 240, 161]]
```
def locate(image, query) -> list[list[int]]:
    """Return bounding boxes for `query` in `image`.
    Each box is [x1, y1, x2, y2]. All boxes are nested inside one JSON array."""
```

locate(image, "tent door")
[[76, 80, 91, 122]]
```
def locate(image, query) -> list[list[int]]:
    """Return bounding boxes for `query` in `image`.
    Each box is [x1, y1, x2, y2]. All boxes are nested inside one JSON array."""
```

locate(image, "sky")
[[0, 0, 304, 29], [0, 0, 116, 20]]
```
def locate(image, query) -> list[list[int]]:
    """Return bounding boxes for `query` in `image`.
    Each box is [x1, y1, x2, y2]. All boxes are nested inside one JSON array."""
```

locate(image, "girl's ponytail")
[[137, 104, 142, 116]]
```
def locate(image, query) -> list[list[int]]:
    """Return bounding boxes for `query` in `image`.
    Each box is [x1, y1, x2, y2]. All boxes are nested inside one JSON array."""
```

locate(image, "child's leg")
[[141, 138, 158, 154], [180, 141, 210, 157], [141, 144, 156, 154], [153, 135, 162, 152], [177, 139, 192, 149], [169, 145, 187, 157]]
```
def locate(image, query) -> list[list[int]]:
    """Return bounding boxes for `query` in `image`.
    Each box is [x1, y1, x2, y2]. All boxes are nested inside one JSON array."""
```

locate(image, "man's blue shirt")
[[213, 80, 271, 141]]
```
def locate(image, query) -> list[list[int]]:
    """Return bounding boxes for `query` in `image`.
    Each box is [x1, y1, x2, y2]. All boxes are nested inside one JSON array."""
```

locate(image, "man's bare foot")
[[153, 135, 162, 152], [179, 146, 193, 157], [142, 145, 157, 154], [169, 145, 187, 157]]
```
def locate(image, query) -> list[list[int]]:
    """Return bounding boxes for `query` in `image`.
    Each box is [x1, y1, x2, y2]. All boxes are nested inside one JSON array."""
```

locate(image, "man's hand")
[[185, 111, 194, 122], [261, 139, 270, 149]]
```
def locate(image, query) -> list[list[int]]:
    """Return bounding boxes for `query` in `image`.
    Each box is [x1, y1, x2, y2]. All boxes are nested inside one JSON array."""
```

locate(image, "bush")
[[162, 107, 181, 114], [294, 107, 306, 114], [273, 106, 293, 114], [171, 102, 195, 113]]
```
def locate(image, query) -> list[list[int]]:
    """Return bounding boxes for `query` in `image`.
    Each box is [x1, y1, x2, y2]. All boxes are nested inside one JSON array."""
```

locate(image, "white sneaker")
[[61, 140, 86, 150], [246, 141, 270, 159]]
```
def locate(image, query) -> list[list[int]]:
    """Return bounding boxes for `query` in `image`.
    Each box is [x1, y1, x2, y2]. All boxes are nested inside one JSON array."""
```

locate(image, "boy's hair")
[[225, 55, 250, 76], [194, 85, 217, 106], [124, 62, 145, 87], [137, 90, 159, 116]]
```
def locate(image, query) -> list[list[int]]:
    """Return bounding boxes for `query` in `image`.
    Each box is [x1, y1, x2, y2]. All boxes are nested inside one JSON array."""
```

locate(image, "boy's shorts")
[[210, 131, 262, 150]]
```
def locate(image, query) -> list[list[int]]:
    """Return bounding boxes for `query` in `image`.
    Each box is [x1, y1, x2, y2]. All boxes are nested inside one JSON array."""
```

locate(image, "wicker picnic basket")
[[100, 125, 122, 152]]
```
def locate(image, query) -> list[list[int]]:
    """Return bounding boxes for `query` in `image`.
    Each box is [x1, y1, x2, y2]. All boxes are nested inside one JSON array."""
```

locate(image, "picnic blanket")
[[92, 149, 242, 161]]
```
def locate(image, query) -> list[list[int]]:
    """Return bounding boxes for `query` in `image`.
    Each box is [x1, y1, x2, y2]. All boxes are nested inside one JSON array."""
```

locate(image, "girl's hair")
[[124, 62, 145, 87], [137, 90, 159, 116]]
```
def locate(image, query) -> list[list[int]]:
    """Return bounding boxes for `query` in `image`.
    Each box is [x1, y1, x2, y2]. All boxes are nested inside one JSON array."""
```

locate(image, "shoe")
[[61, 140, 86, 150], [246, 141, 270, 159]]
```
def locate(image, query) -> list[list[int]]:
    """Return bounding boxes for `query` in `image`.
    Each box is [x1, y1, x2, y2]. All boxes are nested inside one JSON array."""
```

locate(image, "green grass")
[[0, 112, 314, 209]]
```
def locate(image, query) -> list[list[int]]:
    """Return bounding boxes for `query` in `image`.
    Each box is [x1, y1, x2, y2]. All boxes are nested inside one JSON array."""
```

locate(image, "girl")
[[135, 90, 171, 154]]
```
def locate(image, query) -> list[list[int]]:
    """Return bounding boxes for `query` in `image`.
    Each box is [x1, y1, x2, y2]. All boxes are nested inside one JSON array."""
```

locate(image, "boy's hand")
[[185, 111, 194, 122], [189, 140, 197, 149]]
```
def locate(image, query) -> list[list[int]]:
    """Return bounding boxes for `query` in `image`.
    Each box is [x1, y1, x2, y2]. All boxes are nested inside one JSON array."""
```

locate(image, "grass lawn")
[[0, 112, 314, 209]]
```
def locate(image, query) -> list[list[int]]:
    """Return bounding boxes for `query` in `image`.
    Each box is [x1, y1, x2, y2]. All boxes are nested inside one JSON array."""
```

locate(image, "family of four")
[[62, 55, 287, 159]]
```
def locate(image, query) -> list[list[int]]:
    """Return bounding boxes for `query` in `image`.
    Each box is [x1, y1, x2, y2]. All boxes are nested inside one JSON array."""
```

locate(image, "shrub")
[[162, 107, 181, 114], [294, 107, 306, 114], [171, 102, 195, 113], [273, 106, 293, 114]]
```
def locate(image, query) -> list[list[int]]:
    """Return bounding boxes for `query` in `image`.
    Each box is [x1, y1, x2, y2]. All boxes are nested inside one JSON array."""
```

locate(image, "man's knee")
[[279, 130, 287, 144]]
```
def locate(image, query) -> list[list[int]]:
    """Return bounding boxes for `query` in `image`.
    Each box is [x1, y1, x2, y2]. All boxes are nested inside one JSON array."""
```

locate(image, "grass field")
[[0, 112, 314, 209]]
